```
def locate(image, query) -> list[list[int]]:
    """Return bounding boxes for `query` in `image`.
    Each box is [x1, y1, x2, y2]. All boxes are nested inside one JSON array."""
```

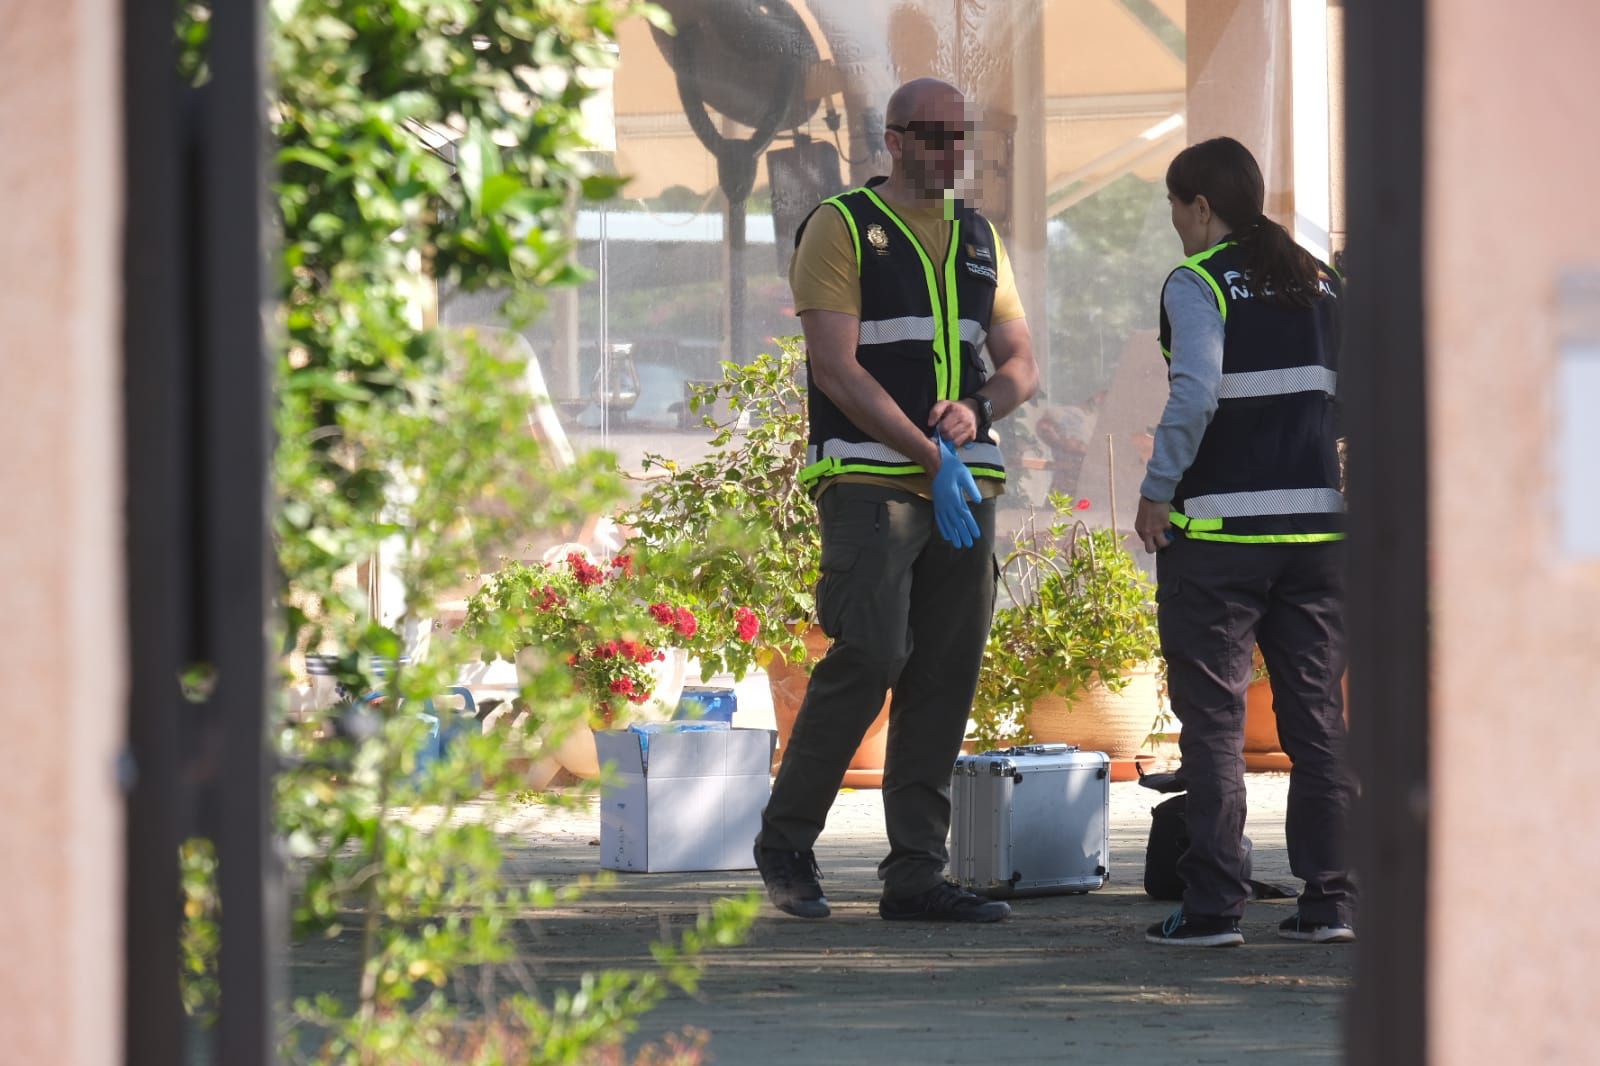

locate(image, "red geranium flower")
[[735, 606, 760, 643], [1075, 498, 1092, 511], [648, 602, 676, 626], [611, 554, 634, 577], [566, 552, 606, 587], [673, 607, 698, 639], [609, 677, 634, 695]]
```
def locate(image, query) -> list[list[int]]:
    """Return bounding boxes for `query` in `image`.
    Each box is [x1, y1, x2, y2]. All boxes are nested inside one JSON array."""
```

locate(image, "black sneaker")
[[754, 846, 830, 919], [1145, 909, 1244, 947], [879, 880, 1011, 923], [1278, 914, 1356, 943]]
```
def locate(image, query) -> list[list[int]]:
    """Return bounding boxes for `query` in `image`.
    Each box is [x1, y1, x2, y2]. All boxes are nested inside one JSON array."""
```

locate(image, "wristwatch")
[[968, 393, 994, 436]]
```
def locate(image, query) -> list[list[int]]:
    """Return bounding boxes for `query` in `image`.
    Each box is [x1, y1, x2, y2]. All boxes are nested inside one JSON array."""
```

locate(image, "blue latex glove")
[[931, 433, 982, 549]]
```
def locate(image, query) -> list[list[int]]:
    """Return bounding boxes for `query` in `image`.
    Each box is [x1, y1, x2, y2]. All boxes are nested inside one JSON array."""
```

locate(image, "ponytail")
[[1234, 214, 1324, 308], [1167, 138, 1327, 307]]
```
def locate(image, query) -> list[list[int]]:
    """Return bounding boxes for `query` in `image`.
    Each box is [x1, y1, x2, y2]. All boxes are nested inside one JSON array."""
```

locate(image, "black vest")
[[796, 179, 1005, 488], [1157, 240, 1344, 541]]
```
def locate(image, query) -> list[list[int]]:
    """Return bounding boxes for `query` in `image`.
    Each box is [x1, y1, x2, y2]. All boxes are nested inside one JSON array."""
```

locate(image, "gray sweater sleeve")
[[1140, 268, 1224, 503]]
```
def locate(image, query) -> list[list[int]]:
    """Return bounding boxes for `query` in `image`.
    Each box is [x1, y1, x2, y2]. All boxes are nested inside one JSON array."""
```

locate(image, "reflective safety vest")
[[796, 178, 1006, 489], [1157, 240, 1345, 543]]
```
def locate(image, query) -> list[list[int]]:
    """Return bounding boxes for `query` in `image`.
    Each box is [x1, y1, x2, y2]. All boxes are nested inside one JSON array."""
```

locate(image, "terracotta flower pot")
[[765, 625, 890, 789], [1244, 673, 1351, 772], [516, 646, 687, 781], [1025, 663, 1167, 781], [480, 701, 565, 791], [1243, 678, 1292, 771]]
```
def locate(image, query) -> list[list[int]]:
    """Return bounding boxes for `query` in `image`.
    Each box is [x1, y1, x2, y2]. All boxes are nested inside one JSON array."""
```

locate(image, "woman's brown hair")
[[1167, 136, 1325, 306]]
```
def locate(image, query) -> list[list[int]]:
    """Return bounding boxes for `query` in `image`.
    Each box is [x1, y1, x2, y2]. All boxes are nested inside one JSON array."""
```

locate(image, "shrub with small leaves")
[[178, 3, 759, 1062], [625, 339, 818, 677], [972, 494, 1162, 749]]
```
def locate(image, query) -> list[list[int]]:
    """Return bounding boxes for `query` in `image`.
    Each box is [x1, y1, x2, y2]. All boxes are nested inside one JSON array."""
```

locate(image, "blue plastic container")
[[411, 711, 442, 778], [409, 687, 477, 783], [431, 687, 480, 759], [673, 686, 737, 723]]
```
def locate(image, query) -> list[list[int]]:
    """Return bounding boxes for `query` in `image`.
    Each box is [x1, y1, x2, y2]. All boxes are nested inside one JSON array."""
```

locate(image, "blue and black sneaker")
[[1145, 909, 1244, 947], [1278, 914, 1356, 943]]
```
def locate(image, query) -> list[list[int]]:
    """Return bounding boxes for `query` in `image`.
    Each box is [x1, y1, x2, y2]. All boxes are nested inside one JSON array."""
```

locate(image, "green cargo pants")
[[756, 481, 997, 897]]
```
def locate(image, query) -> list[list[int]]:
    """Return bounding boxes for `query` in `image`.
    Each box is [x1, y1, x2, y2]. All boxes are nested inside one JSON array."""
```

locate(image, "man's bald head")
[[883, 78, 969, 199], [886, 78, 964, 128]]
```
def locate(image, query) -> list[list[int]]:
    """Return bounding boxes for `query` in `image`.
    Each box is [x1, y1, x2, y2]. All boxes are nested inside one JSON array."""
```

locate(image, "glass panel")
[[1033, 0, 1187, 528], [438, 1, 1300, 545]]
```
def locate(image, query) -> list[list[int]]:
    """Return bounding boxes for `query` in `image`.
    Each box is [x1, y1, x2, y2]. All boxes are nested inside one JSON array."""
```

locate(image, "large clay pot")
[[1244, 673, 1351, 772], [1243, 678, 1292, 771], [481, 701, 563, 790], [551, 727, 602, 780], [1025, 663, 1168, 781], [766, 625, 890, 789], [518, 646, 689, 780]]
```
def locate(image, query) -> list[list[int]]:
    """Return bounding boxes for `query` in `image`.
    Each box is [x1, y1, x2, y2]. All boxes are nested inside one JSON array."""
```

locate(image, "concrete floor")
[[476, 772, 1351, 1065]]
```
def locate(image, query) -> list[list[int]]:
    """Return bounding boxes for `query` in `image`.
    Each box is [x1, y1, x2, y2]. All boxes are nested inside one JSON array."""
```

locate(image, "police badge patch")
[[866, 223, 891, 254]]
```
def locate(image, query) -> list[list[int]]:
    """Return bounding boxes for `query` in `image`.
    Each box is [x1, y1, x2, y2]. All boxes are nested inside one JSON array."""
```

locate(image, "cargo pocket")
[[815, 492, 885, 640], [812, 489, 889, 640], [816, 544, 860, 640]]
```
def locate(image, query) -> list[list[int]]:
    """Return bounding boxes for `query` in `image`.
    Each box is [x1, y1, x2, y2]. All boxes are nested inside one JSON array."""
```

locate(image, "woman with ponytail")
[[1136, 137, 1354, 948]]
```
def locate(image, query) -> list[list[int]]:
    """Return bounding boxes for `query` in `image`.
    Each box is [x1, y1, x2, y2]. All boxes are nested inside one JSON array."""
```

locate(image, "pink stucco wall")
[[1427, 2, 1600, 1061], [0, 1, 124, 1062]]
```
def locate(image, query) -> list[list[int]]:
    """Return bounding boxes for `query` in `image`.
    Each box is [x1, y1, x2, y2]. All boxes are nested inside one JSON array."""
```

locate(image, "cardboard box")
[[595, 726, 775, 872]]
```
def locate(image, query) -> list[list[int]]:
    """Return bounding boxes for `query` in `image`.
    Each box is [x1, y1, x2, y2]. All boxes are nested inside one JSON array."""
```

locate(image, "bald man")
[[754, 78, 1040, 922]]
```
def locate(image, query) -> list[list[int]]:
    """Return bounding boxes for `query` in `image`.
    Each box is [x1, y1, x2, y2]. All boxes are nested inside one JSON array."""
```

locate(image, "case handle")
[[986, 743, 1078, 756]]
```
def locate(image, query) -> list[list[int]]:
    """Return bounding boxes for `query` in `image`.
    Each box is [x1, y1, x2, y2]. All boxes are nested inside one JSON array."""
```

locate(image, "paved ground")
[[477, 772, 1351, 1065]]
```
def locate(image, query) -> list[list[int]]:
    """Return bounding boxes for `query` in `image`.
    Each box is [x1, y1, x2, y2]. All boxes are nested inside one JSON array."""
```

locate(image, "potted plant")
[[624, 338, 891, 784], [1243, 646, 1350, 772], [1243, 646, 1291, 771], [973, 494, 1166, 779], [460, 548, 751, 778]]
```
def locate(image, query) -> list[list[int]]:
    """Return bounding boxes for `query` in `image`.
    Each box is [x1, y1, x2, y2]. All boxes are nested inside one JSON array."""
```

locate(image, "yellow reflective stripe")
[[798, 457, 838, 486], [799, 458, 1006, 486], [1179, 241, 1233, 323], [859, 187, 950, 401], [1170, 509, 1340, 542], [1184, 531, 1347, 544], [943, 217, 961, 400], [1168, 512, 1222, 532], [799, 456, 928, 487], [823, 196, 862, 274]]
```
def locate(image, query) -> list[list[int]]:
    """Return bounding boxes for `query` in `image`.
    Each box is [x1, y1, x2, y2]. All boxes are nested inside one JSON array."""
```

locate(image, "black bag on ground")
[[1144, 791, 1294, 901], [1144, 793, 1191, 901]]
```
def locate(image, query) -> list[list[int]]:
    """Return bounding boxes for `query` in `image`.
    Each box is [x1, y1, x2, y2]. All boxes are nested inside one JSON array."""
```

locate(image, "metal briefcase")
[[949, 743, 1111, 898]]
